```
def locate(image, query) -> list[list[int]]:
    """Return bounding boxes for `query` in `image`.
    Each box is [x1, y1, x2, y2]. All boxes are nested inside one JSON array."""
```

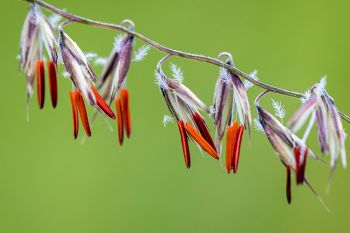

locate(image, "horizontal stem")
[[23, 0, 350, 124]]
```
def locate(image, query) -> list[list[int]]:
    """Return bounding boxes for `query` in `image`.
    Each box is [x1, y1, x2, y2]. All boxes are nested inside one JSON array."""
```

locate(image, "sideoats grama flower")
[[288, 77, 347, 178], [255, 90, 319, 204], [212, 52, 252, 174], [156, 56, 217, 169], [58, 25, 116, 139], [20, 4, 58, 112], [96, 20, 135, 145]]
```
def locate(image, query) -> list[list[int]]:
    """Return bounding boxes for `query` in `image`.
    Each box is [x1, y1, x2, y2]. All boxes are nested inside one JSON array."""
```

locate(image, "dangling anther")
[[115, 98, 124, 145], [120, 89, 131, 138], [36, 60, 45, 109], [192, 112, 216, 151], [90, 85, 116, 119], [226, 121, 239, 173], [286, 166, 292, 204], [75, 91, 91, 137], [177, 120, 191, 168], [48, 61, 58, 108], [184, 123, 218, 159], [69, 91, 79, 139], [232, 125, 245, 174]]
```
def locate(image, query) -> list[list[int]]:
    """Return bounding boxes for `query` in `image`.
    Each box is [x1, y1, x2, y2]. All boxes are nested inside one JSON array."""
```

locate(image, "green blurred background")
[[1, 0, 350, 232]]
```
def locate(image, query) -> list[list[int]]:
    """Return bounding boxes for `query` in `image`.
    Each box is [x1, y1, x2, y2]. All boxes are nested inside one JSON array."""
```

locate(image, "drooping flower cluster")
[[156, 57, 218, 168], [156, 53, 252, 172], [20, 5, 58, 111], [95, 21, 135, 144], [58, 26, 116, 138], [255, 91, 318, 203], [255, 77, 347, 204], [212, 53, 252, 173], [288, 77, 347, 176]]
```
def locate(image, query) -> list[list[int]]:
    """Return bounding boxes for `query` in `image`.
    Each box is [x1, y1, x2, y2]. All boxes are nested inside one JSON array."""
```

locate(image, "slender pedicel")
[[36, 60, 45, 109], [178, 120, 191, 168], [75, 91, 91, 137], [48, 61, 58, 108], [184, 123, 218, 159], [69, 91, 79, 139], [120, 89, 131, 138], [286, 166, 292, 204], [233, 125, 245, 174], [115, 98, 124, 145]]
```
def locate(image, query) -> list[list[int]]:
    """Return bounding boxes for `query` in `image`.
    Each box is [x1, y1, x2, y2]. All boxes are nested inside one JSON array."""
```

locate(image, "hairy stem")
[[22, 0, 350, 124]]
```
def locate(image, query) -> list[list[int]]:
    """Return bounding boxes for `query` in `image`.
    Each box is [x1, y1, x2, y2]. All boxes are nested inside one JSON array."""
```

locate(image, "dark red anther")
[[294, 147, 301, 184], [75, 91, 91, 137], [295, 147, 308, 185], [36, 60, 45, 109], [177, 120, 191, 169], [286, 166, 292, 204], [232, 125, 244, 174], [120, 89, 131, 138], [115, 98, 124, 145], [69, 91, 79, 139], [48, 61, 58, 108], [90, 85, 116, 119], [300, 148, 308, 185], [192, 112, 216, 151]]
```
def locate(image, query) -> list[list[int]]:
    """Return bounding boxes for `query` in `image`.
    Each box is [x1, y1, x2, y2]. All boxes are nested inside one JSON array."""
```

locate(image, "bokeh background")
[[1, 0, 350, 232]]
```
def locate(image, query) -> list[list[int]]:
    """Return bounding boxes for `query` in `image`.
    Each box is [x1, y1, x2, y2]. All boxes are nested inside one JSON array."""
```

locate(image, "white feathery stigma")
[[84, 52, 98, 62], [272, 99, 286, 122], [48, 13, 63, 28], [113, 34, 124, 52], [162, 115, 174, 127], [134, 45, 151, 62], [315, 76, 327, 96], [170, 63, 184, 83], [219, 67, 231, 85], [244, 70, 258, 90], [62, 71, 71, 78], [94, 57, 108, 66], [319, 76, 327, 89], [301, 89, 312, 103], [155, 70, 168, 89], [253, 118, 264, 132]]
